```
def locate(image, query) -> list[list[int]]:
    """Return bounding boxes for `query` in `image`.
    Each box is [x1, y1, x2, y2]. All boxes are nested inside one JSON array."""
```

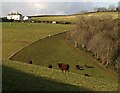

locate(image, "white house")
[[7, 12, 22, 21], [23, 16, 31, 21]]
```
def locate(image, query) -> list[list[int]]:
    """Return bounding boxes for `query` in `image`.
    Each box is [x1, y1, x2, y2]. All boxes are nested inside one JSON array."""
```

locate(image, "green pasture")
[[32, 12, 118, 22], [2, 22, 73, 59], [2, 60, 118, 91], [2, 12, 119, 91], [32, 15, 78, 23], [81, 12, 118, 18], [10, 32, 118, 84]]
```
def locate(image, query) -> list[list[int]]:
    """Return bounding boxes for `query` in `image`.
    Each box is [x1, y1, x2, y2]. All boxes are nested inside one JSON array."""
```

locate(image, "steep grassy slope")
[[10, 32, 118, 83], [2, 60, 118, 91], [2, 22, 72, 59]]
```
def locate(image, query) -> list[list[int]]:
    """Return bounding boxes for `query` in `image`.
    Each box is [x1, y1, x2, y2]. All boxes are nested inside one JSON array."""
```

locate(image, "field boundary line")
[[9, 31, 67, 60]]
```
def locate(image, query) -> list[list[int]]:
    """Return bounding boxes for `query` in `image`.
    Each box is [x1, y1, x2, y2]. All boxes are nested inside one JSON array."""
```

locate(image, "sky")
[[1, 1, 119, 17]]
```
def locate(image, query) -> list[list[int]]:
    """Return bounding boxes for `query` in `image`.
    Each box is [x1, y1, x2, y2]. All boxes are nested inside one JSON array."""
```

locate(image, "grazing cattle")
[[84, 64, 88, 68], [76, 65, 80, 70], [76, 65, 84, 70], [29, 60, 32, 64], [84, 73, 89, 77], [48, 64, 52, 68], [58, 63, 69, 72]]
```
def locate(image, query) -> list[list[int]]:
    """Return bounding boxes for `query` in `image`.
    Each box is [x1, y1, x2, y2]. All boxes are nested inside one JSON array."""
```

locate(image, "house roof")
[[8, 12, 22, 16]]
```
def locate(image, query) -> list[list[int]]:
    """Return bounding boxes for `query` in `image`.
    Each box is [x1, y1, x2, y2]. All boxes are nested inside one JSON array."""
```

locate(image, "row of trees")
[[0, 17, 14, 22], [94, 5, 119, 12], [67, 15, 119, 70]]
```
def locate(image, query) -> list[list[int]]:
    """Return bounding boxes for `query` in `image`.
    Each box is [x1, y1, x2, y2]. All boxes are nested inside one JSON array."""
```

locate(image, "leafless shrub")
[[69, 14, 119, 69]]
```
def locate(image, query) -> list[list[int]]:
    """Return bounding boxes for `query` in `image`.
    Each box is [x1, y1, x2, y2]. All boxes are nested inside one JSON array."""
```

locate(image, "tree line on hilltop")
[[94, 5, 119, 12]]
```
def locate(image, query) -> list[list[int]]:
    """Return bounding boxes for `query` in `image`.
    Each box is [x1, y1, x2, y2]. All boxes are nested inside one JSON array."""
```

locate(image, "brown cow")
[[84, 64, 88, 68], [48, 64, 52, 68], [57, 63, 69, 72]]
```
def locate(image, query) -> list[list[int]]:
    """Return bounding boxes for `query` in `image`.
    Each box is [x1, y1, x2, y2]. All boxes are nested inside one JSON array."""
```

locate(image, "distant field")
[[2, 22, 73, 59], [81, 12, 118, 18], [32, 15, 78, 23], [32, 12, 118, 22]]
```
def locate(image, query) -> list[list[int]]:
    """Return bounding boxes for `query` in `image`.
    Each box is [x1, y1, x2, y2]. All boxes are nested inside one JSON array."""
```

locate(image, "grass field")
[[3, 60, 118, 91], [2, 22, 73, 59], [2, 60, 90, 91], [32, 12, 118, 22], [32, 15, 78, 23], [2, 12, 118, 91], [10, 32, 118, 80]]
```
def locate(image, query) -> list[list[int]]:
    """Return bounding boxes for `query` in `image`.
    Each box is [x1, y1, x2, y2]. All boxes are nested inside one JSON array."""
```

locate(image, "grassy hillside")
[[10, 32, 118, 82], [2, 60, 118, 91], [80, 12, 118, 18], [2, 22, 73, 59], [32, 12, 118, 22], [2, 12, 118, 91], [32, 15, 77, 23]]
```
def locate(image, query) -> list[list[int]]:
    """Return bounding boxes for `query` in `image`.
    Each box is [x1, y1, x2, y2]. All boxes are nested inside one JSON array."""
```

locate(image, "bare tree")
[[69, 14, 119, 70]]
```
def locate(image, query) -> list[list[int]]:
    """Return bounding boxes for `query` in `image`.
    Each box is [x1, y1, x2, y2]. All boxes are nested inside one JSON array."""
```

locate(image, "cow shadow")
[[2, 65, 92, 92], [75, 65, 94, 71], [86, 66, 94, 68]]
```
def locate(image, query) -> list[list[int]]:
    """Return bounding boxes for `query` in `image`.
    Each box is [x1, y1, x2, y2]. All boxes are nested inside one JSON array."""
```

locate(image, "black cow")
[[76, 65, 80, 70], [84, 73, 89, 77], [57, 63, 69, 72], [29, 60, 32, 64], [76, 65, 84, 70], [48, 64, 52, 68]]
